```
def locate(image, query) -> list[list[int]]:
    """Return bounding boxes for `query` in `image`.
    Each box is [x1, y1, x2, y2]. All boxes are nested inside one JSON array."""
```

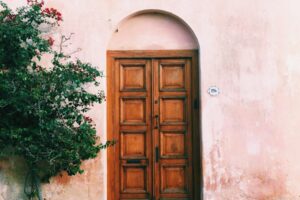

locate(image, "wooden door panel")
[[121, 165, 148, 193], [154, 58, 192, 200], [160, 97, 186, 124], [160, 131, 186, 158], [159, 60, 187, 91], [121, 131, 146, 158], [116, 59, 152, 200], [120, 97, 146, 124], [120, 62, 147, 91], [160, 164, 189, 193]]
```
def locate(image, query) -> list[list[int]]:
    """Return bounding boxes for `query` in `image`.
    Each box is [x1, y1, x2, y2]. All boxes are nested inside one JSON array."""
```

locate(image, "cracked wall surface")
[[1, 0, 300, 199]]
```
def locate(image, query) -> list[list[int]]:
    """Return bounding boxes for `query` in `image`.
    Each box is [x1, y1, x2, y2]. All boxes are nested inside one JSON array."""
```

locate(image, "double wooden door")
[[108, 51, 199, 200]]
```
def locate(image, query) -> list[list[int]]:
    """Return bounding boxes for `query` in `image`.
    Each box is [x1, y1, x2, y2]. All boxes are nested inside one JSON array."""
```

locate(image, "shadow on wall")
[[0, 157, 28, 200]]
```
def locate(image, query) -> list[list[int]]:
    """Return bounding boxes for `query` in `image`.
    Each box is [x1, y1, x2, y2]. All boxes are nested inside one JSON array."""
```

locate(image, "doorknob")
[[154, 115, 159, 129]]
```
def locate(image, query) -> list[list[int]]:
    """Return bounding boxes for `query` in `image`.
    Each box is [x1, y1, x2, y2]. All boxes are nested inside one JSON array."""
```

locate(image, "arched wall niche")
[[107, 9, 202, 200], [107, 9, 199, 50]]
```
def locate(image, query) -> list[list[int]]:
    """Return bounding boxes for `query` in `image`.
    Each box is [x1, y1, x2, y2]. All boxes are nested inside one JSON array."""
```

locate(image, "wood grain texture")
[[107, 50, 201, 200]]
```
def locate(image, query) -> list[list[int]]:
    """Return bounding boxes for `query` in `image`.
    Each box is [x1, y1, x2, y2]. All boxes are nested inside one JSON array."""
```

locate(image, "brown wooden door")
[[153, 58, 193, 200], [108, 51, 199, 200], [115, 58, 153, 200]]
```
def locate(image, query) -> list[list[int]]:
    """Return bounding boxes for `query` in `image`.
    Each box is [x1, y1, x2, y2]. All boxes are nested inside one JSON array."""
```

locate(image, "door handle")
[[155, 147, 159, 162], [154, 115, 159, 129]]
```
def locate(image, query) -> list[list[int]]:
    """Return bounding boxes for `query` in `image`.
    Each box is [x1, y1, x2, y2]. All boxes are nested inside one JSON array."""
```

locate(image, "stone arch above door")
[[107, 10, 199, 50]]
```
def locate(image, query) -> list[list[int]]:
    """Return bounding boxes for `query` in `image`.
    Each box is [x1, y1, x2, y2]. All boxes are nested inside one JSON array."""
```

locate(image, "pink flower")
[[47, 37, 54, 46], [27, 0, 44, 7]]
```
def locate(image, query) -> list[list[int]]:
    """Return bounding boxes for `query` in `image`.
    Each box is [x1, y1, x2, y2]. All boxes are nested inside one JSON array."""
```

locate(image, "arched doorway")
[[107, 11, 201, 200]]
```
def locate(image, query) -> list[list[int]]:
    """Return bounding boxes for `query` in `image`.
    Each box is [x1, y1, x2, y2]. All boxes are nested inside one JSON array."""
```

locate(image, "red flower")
[[47, 37, 54, 46], [6, 14, 16, 21], [83, 116, 93, 123], [35, 65, 43, 72], [42, 7, 63, 22], [38, 0, 45, 7]]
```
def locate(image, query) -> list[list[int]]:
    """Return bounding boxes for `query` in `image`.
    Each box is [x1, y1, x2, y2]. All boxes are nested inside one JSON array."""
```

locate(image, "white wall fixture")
[[208, 86, 220, 96]]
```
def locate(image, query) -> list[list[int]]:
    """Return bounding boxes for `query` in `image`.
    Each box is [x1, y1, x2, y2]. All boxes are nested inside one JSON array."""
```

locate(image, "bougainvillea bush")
[[0, 0, 112, 198]]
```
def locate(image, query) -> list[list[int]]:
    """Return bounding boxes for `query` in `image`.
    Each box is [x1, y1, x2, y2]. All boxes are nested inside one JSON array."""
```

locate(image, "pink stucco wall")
[[1, 0, 300, 200], [108, 12, 198, 50]]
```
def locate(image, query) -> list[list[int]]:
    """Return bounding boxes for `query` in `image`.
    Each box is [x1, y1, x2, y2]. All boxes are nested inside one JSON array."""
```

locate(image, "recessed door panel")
[[160, 97, 186, 124], [120, 62, 146, 91], [121, 165, 148, 193], [161, 164, 189, 193], [121, 97, 146, 124], [160, 63, 186, 91], [160, 131, 186, 158], [121, 131, 146, 158]]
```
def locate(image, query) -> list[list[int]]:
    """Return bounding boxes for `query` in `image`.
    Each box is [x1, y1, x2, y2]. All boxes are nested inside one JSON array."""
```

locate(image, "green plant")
[[0, 1, 114, 199]]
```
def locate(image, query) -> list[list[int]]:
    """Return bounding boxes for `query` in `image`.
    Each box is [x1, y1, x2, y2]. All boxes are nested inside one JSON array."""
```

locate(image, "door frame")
[[107, 50, 202, 200]]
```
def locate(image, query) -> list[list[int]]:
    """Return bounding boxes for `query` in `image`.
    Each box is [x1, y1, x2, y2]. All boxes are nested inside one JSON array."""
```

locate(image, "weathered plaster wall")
[[1, 0, 300, 200]]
